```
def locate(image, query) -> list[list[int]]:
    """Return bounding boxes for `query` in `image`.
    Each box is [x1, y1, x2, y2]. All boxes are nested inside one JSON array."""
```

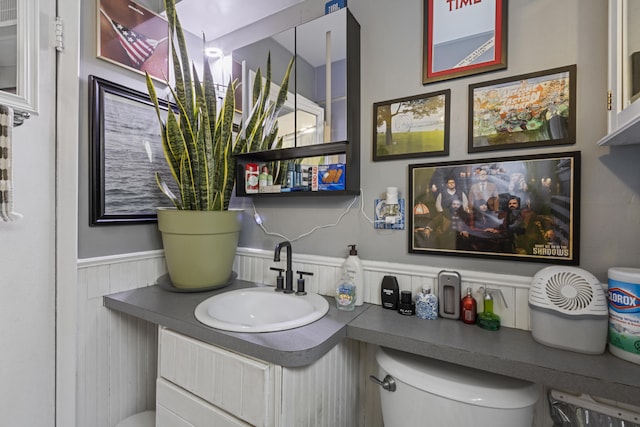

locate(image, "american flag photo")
[[98, 0, 169, 81]]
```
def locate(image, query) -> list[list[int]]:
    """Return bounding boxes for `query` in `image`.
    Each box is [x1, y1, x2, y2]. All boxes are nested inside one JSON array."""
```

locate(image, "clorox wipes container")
[[608, 267, 640, 364]]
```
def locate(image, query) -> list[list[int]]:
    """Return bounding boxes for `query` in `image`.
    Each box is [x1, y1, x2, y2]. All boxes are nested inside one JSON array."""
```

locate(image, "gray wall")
[[78, 0, 640, 284]]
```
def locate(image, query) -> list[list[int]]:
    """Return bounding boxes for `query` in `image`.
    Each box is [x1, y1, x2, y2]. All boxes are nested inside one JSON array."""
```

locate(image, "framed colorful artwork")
[[423, 0, 507, 84], [97, 0, 169, 81], [373, 89, 450, 161], [468, 65, 576, 153], [409, 151, 580, 264]]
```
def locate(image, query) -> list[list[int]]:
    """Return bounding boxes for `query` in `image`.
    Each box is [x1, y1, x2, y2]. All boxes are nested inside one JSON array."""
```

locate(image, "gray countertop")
[[105, 282, 640, 407], [103, 280, 368, 367]]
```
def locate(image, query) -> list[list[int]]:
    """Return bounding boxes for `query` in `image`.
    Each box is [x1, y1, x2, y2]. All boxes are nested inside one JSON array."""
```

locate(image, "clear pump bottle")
[[335, 268, 356, 311]]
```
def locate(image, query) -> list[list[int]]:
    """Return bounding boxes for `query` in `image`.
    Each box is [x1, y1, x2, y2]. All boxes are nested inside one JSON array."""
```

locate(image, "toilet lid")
[[376, 347, 539, 409]]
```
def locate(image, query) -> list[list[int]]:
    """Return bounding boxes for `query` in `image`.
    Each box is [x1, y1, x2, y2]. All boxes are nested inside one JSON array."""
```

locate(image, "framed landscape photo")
[[89, 75, 178, 225], [409, 151, 580, 264], [469, 65, 577, 153], [423, 0, 507, 84], [97, 0, 169, 81], [373, 89, 450, 161]]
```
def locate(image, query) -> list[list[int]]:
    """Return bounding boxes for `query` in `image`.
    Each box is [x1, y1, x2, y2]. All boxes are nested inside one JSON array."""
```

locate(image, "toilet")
[[375, 347, 538, 427]]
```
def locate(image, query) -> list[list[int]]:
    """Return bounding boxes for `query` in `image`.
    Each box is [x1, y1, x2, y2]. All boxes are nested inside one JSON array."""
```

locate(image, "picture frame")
[[468, 65, 577, 153], [409, 151, 580, 264], [97, 0, 169, 82], [373, 89, 450, 161], [423, 0, 507, 84], [89, 75, 178, 225]]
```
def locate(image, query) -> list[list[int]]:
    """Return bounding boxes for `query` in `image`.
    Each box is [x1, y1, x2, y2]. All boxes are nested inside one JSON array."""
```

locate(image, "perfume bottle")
[[398, 291, 415, 316], [460, 287, 477, 324], [416, 287, 438, 320], [335, 269, 356, 311]]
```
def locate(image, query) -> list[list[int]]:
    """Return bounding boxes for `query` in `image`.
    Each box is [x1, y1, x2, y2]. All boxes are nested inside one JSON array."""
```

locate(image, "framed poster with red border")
[[422, 0, 507, 85]]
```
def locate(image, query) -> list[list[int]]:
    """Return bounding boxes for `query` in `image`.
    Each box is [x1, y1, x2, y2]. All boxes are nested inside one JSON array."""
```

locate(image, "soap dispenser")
[[477, 287, 508, 331], [343, 244, 364, 306], [335, 268, 356, 311]]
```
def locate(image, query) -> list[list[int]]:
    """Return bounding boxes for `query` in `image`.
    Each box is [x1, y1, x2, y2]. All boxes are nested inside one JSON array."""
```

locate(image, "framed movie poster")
[[89, 75, 178, 225], [423, 0, 507, 84], [373, 90, 450, 161], [469, 65, 577, 153], [409, 151, 580, 264], [97, 0, 169, 81]]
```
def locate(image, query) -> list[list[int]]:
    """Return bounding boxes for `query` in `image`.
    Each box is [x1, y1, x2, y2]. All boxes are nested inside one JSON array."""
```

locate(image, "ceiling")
[[175, 0, 305, 41]]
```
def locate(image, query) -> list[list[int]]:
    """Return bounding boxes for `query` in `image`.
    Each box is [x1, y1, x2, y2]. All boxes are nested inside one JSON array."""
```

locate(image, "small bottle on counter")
[[460, 287, 477, 324], [415, 287, 438, 320], [335, 268, 356, 311], [477, 289, 501, 331], [342, 245, 364, 306], [380, 276, 399, 310], [398, 291, 415, 316]]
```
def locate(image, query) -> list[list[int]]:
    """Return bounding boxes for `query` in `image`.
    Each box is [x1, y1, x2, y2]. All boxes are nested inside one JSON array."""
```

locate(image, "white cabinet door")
[[158, 328, 277, 427]]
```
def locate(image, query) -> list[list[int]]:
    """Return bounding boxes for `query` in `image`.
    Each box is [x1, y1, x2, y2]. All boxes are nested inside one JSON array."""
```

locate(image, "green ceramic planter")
[[157, 208, 243, 289]]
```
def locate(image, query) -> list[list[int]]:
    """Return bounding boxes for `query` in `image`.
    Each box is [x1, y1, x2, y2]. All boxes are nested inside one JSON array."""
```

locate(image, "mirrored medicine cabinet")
[[0, 0, 38, 114], [231, 8, 361, 197]]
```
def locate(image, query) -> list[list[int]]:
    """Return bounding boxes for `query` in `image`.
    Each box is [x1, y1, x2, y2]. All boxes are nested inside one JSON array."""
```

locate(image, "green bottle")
[[477, 290, 501, 331]]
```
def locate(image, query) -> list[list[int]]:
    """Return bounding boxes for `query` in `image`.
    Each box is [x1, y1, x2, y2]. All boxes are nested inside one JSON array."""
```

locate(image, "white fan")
[[529, 266, 609, 354], [529, 266, 608, 315]]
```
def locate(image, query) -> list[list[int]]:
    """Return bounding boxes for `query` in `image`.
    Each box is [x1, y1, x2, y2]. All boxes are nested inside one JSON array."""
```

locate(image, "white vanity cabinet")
[[156, 327, 360, 427], [599, 0, 640, 145]]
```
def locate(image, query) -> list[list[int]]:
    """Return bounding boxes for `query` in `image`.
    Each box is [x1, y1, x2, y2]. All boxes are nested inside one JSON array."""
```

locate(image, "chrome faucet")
[[274, 241, 294, 293]]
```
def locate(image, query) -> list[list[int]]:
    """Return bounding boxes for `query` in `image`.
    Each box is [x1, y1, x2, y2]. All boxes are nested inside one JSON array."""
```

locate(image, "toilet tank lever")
[[369, 374, 396, 392]]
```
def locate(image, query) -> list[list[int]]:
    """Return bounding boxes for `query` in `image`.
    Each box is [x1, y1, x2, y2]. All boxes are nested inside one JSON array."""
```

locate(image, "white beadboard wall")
[[77, 247, 536, 426]]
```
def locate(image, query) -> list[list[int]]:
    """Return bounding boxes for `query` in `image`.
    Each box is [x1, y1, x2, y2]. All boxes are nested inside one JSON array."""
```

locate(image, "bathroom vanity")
[[105, 280, 365, 426]]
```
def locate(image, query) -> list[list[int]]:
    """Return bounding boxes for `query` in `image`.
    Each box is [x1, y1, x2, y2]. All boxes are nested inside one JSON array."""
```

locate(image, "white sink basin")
[[194, 287, 330, 333]]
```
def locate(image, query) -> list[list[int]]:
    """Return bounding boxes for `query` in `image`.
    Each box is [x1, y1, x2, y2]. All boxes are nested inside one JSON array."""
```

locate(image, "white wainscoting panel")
[[77, 251, 166, 427], [78, 247, 537, 427]]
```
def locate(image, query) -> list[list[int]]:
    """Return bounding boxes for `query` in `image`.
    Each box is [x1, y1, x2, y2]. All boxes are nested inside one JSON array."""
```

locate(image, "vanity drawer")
[[158, 328, 277, 427], [157, 378, 250, 427]]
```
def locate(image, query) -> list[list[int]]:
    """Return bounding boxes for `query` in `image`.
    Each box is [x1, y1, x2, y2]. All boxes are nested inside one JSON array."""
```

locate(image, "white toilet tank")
[[375, 347, 538, 427]]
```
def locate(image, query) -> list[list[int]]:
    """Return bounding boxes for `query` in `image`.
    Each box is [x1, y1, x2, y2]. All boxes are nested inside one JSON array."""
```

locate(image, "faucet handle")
[[270, 267, 285, 292], [295, 271, 314, 295]]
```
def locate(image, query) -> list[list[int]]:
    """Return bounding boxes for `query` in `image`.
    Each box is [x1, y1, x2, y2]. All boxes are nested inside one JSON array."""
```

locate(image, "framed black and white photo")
[[409, 151, 580, 264], [89, 75, 177, 225]]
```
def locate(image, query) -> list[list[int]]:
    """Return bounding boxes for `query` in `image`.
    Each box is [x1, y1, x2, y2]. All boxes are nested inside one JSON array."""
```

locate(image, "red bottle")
[[460, 287, 477, 324]]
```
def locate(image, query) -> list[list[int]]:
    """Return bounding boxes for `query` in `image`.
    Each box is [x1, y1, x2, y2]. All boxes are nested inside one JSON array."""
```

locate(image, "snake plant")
[[146, 0, 293, 210]]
